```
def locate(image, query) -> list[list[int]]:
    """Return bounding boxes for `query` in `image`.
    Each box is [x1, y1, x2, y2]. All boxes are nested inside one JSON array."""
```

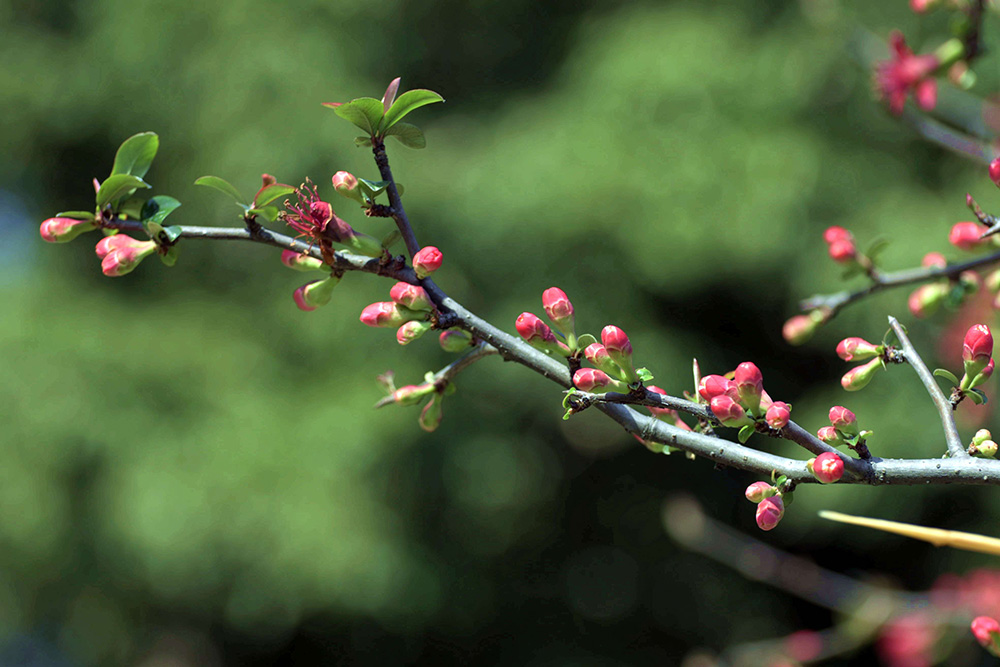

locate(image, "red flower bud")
[[823, 226, 852, 244], [40, 216, 99, 243], [281, 249, 324, 271], [95, 235, 157, 277], [836, 337, 880, 362], [439, 329, 472, 353], [389, 383, 435, 407], [698, 375, 739, 402], [950, 221, 985, 251], [332, 171, 362, 203], [765, 401, 791, 429], [817, 426, 845, 447], [516, 312, 556, 344], [991, 158, 1000, 188], [809, 452, 844, 484], [601, 325, 636, 381], [907, 283, 947, 318], [541, 287, 575, 334], [745, 481, 775, 503], [710, 395, 752, 428], [360, 301, 424, 328], [734, 361, 764, 412], [972, 616, 1000, 655], [829, 406, 858, 435], [396, 320, 432, 345], [390, 282, 433, 311], [963, 324, 993, 365], [827, 238, 856, 263], [782, 312, 824, 346], [841, 357, 883, 391], [755, 496, 784, 531], [413, 246, 443, 279], [584, 343, 625, 379], [573, 368, 615, 392], [921, 251, 947, 269]]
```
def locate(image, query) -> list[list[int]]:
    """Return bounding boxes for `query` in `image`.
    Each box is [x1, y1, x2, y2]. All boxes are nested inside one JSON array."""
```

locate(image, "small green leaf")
[[781, 490, 794, 507], [161, 225, 183, 243], [54, 210, 96, 221], [141, 195, 182, 224], [355, 136, 373, 148], [933, 368, 960, 385], [194, 176, 247, 205], [247, 206, 280, 223], [97, 174, 150, 208], [111, 132, 159, 178], [968, 389, 985, 405], [636, 367, 654, 383], [385, 122, 426, 149], [865, 237, 889, 263], [381, 77, 401, 114], [254, 184, 296, 208], [381, 230, 401, 250], [738, 424, 754, 444], [333, 98, 384, 135], [117, 198, 145, 220], [382, 89, 444, 132], [159, 244, 180, 267], [358, 178, 391, 196], [576, 334, 597, 349]]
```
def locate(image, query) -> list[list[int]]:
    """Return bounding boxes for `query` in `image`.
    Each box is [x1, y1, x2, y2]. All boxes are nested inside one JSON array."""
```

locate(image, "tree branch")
[[372, 139, 421, 259]]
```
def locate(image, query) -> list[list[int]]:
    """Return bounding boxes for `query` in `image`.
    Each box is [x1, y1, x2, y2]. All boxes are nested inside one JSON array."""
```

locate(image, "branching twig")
[[372, 139, 420, 259], [887, 316, 967, 458]]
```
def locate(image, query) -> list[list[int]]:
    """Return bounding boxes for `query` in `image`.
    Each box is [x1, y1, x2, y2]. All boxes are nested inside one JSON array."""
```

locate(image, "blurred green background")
[[4, 0, 1000, 664]]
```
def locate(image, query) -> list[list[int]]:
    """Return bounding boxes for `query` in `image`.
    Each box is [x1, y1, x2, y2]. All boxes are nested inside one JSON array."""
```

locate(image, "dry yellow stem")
[[819, 510, 1000, 556]]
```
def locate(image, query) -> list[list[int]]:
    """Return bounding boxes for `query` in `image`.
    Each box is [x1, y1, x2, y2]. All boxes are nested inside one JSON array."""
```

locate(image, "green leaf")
[[97, 174, 150, 208], [576, 334, 597, 349], [933, 368, 960, 385], [865, 237, 889, 264], [54, 210, 96, 221], [636, 367, 654, 383], [247, 206, 280, 223], [354, 136, 373, 148], [159, 244, 180, 267], [385, 122, 426, 149], [382, 89, 444, 132], [194, 176, 247, 205], [111, 132, 159, 178], [333, 98, 384, 135], [161, 225, 183, 243], [253, 184, 295, 208], [968, 389, 985, 405], [737, 424, 754, 444], [780, 491, 794, 507], [141, 195, 182, 224]]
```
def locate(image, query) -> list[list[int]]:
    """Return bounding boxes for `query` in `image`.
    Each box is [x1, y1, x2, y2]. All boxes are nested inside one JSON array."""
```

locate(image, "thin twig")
[[888, 316, 968, 458], [372, 139, 420, 259]]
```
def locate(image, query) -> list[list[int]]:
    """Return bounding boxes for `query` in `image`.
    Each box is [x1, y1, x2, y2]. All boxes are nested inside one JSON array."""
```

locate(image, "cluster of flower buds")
[[816, 406, 871, 453], [375, 372, 449, 432], [972, 617, 1000, 657], [40, 216, 99, 244], [806, 452, 845, 484], [516, 287, 578, 358], [359, 282, 436, 343], [823, 226, 858, 265], [968, 429, 998, 459], [744, 482, 785, 531], [960, 324, 994, 391], [836, 336, 887, 391], [698, 363, 791, 437], [572, 325, 647, 389], [95, 234, 159, 277], [782, 308, 829, 346]]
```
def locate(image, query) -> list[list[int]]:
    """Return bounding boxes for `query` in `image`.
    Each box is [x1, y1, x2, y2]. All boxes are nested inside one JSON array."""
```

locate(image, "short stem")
[[372, 139, 420, 259]]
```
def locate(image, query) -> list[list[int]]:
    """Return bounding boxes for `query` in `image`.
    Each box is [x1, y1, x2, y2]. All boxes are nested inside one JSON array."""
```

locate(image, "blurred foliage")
[[3, 0, 1000, 664]]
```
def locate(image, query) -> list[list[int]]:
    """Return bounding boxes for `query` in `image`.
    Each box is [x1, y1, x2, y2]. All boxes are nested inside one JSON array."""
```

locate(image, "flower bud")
[[601, 325, 637, 382], [841, 357, 883, 391], [972, 616, 1000, 656], [973, 429, 993, 446], [823, 226, 852, 244], [389, 383, 435, 407], [765, 401, 791, 429], [710, 395, 752, 428], [734, 362, 764, 413], [413, 246, 443, 279], [698, 375, 739, 402], [516, 312, 556, 344], [389, 282, 433, 311], [360, 302, 425, 328], [991, 158, 1000, 188], [950, 222, 985, 251], [817, 426, 845, 447], [963, 324, 993, 369], [584, 343, 626, 380], [836, 337, 881, 362], [396, 320, 433, 345], [809, 452, 845, 484], [293, 273, 341, 311], [782, 310, 825, 345], [419, 393, 443, 432], [971, 439, 998, 458], [439, 329, 472, 353], [921, 252, 947, 269], [645, 385, 674, 417], [907, 283, 947, 318], [40, 216, 99, 243], [827, 238, 857, 263], [573, 368, 618, 392], [332, 171, 364, 204], [745, 481, 775, 503], [755, 496, 784, 531], [95, 235, 158, 277], [281, 249, 324, 271], [541, 287, 575, 335], [829, 406, 859, 435]]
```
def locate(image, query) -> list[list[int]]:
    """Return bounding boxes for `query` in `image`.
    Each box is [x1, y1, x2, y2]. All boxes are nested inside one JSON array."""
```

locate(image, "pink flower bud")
[[782, 312, 823, 345], [40, 216, 98, 243], [963, 324, 993, 364], [823, 226, 852, 244], [809, 452, 845, 484], [573, 368, 615, 392], [439, 329, 472, 353], [817, 426, 845, 447], [95, 235, 158, 277], [396, 320, 432, 345], [745, 481, 775, 503], [584, 343, 625, 379], [765, 401, 791, 429], [971, 616, 1000, 655], [389, 282, 433, 311], [734, 362, 764, 412], [293, 274, 341, 311], [390, 383, 434, 407], [950, 222, 985, 251], [516, 312, 556, 344], [360, 301, 424, 328], [332, 171, 362, 203], [698, 375, 739, 402], [841, 357, 883, 391], [541, 287, 575, 333], [908, 283, 947, 318], [710, 395, 752, 428], [991, 158, 1000, 188], [921, 252, 947, 269], [281, 249, 324, 271], [755, 496, 784, 531], [827, 238, 856, 263], [645, 385, 674, 418], [419, 394, 443, 432], [601, 325, 637, 381], [413, 246, 443, 279], [836, 337, 880, 362], [829, 406, 858, 435]]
